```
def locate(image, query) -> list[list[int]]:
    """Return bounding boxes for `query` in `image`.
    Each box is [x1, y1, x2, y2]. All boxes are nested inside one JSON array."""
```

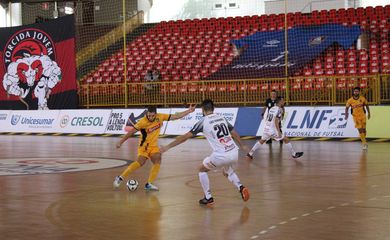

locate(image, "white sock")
[[249, 141, 261, 156], [285, 142, 296, 156], [199, 172, 212, 199], [226, 168, 242, 190]]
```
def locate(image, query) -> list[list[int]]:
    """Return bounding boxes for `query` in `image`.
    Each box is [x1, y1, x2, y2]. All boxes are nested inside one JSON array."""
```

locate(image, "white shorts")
[[202, 150, 238, 171], [261, 129, 285, 141]]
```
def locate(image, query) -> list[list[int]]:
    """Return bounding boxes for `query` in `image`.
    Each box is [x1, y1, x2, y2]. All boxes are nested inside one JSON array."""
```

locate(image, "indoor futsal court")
[[1, 135, 390, 240]]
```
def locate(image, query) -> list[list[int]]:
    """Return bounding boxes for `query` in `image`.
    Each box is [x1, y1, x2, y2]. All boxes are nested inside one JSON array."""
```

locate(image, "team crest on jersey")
[[2, 28, 62, 110]]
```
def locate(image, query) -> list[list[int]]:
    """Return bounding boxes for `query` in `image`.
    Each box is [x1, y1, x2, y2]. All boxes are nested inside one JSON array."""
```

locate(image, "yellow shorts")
[[353, 115, 367, 129], [138, 144, 160, 159]]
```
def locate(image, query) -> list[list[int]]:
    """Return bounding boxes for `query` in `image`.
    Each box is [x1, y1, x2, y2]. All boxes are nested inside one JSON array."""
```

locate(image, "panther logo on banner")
[[2, 28, 62, 110]]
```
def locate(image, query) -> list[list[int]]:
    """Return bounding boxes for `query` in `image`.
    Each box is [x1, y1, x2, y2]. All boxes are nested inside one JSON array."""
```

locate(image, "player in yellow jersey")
[[113, 105, 195, 191], [345, 87, 371, 150]]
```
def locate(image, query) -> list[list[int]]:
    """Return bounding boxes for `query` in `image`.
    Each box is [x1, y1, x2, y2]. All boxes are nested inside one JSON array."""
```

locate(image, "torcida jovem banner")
[[0, 15, 78, 110]]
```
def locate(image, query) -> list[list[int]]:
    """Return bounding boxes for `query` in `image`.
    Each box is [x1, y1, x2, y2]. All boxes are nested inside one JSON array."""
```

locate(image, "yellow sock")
[[147, 164, 160, 183], [360, 133, 367, 145], [121, 161, 141, 178]]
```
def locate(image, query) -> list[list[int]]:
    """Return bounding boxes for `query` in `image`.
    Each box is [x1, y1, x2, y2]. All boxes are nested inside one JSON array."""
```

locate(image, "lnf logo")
[[286, 109, 347, 129]]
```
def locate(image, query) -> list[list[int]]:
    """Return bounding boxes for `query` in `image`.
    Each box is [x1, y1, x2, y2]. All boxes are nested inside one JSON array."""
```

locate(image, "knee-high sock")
[[285, 142, 296, 156], [360, 132, 367, 144], [147, 164, 160, 184], [199, 172, 212, 199], [249, 141, 261, 156], [121, 161, 141, 178], [225, 167, 242, 190]]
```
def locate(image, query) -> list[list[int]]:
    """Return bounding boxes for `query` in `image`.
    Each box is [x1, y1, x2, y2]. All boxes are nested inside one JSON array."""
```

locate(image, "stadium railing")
[[78, 74, 389, 108]]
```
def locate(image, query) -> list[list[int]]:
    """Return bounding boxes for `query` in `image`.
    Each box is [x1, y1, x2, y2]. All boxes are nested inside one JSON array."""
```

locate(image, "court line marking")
[[249, 194, 389, 239]]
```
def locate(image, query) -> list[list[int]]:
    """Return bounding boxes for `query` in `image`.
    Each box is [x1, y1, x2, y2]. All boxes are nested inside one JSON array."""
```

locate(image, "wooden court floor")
[[1, 135, 390, 240]]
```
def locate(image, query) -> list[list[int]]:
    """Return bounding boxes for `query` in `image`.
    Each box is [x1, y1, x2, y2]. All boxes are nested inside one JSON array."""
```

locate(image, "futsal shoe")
[[144, 183, 159, 191], [292, 152, 304, 159], [239, 185, 250, 202], [199, 197, 214, 206], [245, 153, 253, 160], [113, 176, 123, 188]]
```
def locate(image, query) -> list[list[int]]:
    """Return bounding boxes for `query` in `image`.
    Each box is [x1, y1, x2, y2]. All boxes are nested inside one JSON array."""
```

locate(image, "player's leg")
[[221, 151, 250, 201], [282, 136, 304, 158], [145, 151, 162, 191], [246, 136, 268, 159], [113, 154, 148, 188], [279, 122, 283, 146], [223, 165, 250, 202], [358, 117, 368, 149], [198, 156, 214, 205]]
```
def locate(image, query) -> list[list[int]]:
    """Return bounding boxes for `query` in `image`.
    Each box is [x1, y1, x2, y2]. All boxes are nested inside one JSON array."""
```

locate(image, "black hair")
[[275, 96, 284, 104], [147, 106, 157, 113], [271, 90, 277, 93], [353, 87, 361, 91], [201, 99, 214, 112]]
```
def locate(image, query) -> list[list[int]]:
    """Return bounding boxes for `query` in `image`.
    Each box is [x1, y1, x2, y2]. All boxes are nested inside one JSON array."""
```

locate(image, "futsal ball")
[[126, 179, 139, 191]]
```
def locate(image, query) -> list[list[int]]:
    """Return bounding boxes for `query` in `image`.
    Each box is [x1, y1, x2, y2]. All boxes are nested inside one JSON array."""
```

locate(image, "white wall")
[[264, 0, 348, 14], [9, 3, 22, 26], [0, 4, 6, 27], [145, 0, 264, 23], [138, 0, 152, 22], [361, 0, 389, 7], [1, 3, 23, 27]]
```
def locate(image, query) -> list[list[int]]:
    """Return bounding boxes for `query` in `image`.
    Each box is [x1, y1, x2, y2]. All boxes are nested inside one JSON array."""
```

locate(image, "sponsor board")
[[0, 110, 10, 123], [165, 108, 238, 135], [105, 109, 147, 134], [367, 106, 390, 138], [0, 110, 60, 132], [0, 107, 388, 138], [58, 110, 111, 133], [0, 157, 129, 176], [105, 108, 171, 135], [257, 106, 358, 138]]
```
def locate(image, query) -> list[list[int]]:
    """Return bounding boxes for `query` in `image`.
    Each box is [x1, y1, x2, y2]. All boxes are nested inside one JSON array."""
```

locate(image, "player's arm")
[[226, 120, 249, 152], [261, 106, 267, 118], [261, 100, 268, 118], [116, 127, 138, 148], [281, 106, 285, 119], [345, 101, 350, 120], [365, 104, 370, 119], [275, 115, 282, 137], [160, 132, 193, 153], [230, 129, 249, 152], [161, 118, 202, 152], [169, 104, 196, 120]]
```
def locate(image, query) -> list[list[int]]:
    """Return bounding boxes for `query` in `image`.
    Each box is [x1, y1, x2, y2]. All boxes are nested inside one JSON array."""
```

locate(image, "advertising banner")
[[257, 106, 358, 138], [0, 107, 387, 138], [1, 110, 60, 132], [0, 110, 11, 131], [57, 109, 111, 134], [105, 108, 171, 135], [367, 106, 390, 138]]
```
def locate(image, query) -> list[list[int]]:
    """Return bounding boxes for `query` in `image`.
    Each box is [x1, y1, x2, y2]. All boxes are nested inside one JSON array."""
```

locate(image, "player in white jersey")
[[246, 97, 304, 160], [160, 99, 250, 206]]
